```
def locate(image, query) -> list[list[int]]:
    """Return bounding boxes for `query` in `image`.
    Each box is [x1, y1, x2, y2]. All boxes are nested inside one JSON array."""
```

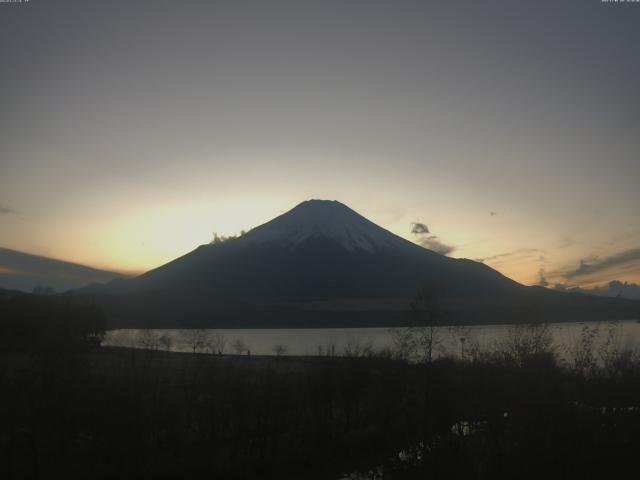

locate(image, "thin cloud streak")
[[565, 248, 640, 279], [554, 280, 640, 300], [476, 248, 544, 264]]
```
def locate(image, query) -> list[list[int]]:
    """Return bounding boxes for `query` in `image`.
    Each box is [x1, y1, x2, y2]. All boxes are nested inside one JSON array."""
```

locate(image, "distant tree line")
[[0, 292, 106, 353]]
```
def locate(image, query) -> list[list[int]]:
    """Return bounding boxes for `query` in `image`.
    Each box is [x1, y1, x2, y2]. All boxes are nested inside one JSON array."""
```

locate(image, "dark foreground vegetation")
[[0, 344, 639, 478], [0, 292, 105, 353], [1, 291, 639, 479]]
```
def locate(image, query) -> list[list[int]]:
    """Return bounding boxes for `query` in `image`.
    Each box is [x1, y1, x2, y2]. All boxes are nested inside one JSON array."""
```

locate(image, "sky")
[[1, 0, 639, 291]]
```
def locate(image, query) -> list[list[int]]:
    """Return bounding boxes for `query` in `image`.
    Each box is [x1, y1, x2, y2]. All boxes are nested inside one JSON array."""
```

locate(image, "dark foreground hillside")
[[1, 340, 639, 480]]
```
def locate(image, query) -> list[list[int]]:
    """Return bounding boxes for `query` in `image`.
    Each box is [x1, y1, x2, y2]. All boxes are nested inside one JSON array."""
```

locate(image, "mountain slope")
[[0, 247, 126, 293], [91, 200, 521, 300], [79, 200, 639, 327]]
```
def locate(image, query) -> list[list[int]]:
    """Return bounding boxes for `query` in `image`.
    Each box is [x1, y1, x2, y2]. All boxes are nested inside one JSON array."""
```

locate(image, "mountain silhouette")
[[79, 200, 639, 327], [0, 247, 126, 293]]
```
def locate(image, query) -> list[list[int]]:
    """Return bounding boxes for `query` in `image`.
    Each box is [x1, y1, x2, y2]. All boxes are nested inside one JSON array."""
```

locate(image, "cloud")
[[565, 248, 640, 279], [476, 248, 544, 264], [417, 236, 455, 256], [553, 280, 640, 300], [601, 229, 640, 249], [410, 222, 429, 234], [410, 222, 455, 256], [558, 235, 578, 249], [537, 268, 549, 287], [0, 204, 15, 214]]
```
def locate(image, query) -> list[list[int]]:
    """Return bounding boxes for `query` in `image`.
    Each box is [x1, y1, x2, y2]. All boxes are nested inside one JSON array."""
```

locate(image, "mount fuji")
[[240, 199, 414, 253], [79, 200, 639, 327]]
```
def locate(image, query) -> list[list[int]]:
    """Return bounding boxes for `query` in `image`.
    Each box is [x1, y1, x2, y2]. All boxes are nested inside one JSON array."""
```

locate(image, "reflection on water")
[[104, 320, 640, 359]]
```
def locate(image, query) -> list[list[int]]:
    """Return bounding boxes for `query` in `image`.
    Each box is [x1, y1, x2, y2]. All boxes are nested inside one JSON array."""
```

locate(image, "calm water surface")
[[104, 319, 640, 358]]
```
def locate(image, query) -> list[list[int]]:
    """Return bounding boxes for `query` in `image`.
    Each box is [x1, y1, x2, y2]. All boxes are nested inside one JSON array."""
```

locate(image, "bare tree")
[[184, 329, 208, 354], [390, 326, 417, 361], [137, 330, 160, 351], [497, 323, 554, 367], [232, 338, 248, 355], [272, 344, 287, 356], [159, 333, 173, 352], [410, 287, 446, 363], [566, 323, 599, 376], [598, 320, 622, 375], [390, 287, 445, 363], [343, 336, 374, 358], [207, 332, 227, 355]]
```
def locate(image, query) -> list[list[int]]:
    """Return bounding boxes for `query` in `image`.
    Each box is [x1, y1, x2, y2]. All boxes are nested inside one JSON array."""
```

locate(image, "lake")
[[104, 319, 640, 359]]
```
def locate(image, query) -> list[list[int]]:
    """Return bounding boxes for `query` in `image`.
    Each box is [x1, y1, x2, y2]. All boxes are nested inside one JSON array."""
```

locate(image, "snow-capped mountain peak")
[[240, 200, 411, 253]]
